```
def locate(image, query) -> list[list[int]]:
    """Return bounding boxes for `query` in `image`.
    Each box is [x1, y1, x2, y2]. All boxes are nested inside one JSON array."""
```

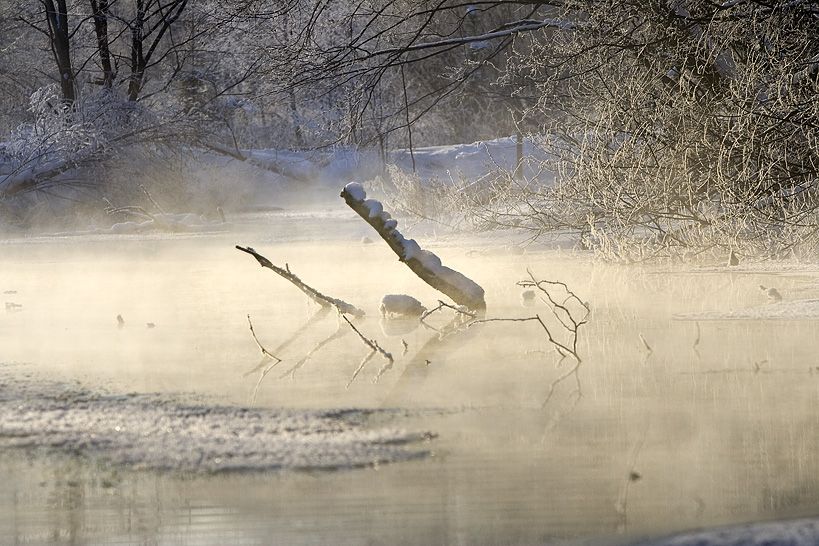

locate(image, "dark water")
[[2, 214, 819, 545]]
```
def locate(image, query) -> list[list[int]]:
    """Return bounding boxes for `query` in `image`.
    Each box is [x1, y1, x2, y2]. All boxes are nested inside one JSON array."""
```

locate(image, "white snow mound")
[[380, 294, 427, 317]]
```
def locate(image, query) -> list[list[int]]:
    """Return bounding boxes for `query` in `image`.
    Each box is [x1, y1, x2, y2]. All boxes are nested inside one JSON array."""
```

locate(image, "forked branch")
[[517, 269, 590, 359], [472, 273, 589, 407], [474, 314, 582, 362]]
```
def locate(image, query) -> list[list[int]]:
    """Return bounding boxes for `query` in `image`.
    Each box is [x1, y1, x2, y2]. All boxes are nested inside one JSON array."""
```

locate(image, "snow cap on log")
[[341, 183, 486, 311]]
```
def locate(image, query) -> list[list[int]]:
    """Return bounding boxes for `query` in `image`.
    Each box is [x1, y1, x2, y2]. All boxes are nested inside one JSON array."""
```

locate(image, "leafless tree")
[[0, 0, 270, 218], [257, 1, 560, 148], [357, 0, 819, 259]]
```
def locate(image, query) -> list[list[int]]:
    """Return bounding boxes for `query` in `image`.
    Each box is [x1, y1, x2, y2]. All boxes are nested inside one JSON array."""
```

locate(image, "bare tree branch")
[[236, 245, 365, 317]]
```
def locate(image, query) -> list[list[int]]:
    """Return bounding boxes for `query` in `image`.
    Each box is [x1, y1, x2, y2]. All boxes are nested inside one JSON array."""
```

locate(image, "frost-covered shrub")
[[376, 164, 480, 228], [0, 85, 198, 228], [4, 86, 149, 179]]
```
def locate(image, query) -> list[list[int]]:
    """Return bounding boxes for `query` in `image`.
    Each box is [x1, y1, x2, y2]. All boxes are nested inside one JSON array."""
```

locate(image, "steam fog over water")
[[3, 205, 819, 545]]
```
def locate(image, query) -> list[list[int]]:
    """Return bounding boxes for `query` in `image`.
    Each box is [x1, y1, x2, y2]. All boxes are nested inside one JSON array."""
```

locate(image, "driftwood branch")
[[247, 314, 282, 363], [516, 270, 590, 359], [341, 183, 486, 311], [243, 307, 331, 377], [473, 315, 581, 362], [342, 315, 394, 387], [420, 300, 478, 321], [342, 315, 394, 364], [236, 245, 365, 317], [472, 273, 589, 407]]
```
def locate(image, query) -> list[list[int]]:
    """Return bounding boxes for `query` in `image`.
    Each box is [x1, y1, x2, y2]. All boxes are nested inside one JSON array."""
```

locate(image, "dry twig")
[[247, 314, 282, 363], [236, 245, 365, 316], [342, 315, 394, 386]]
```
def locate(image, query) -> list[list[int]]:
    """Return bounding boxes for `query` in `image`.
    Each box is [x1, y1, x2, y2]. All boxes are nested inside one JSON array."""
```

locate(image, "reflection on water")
[[2, 220, 819, 545]]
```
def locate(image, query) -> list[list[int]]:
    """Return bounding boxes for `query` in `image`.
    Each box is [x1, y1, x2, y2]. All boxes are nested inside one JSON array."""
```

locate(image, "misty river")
[[2, 205, 819, 545]]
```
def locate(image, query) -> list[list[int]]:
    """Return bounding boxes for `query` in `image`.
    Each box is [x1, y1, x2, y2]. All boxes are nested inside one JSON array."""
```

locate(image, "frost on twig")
[[343, 315, 394, 387], [247, 314, 282, 363], [420, 300, 477, 321], [243, 307, 331, 377], [341, 182, 486, 311], [473, 271, 589, 407], [236, 245, 365, 317]]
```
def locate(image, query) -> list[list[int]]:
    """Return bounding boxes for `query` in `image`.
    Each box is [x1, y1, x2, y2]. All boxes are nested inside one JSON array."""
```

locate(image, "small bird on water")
[[759, 285, 782, 302]]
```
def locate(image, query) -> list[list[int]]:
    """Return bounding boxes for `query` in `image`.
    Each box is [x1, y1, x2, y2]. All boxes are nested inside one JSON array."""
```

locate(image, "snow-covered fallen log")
[[341, 182, 486, 311]]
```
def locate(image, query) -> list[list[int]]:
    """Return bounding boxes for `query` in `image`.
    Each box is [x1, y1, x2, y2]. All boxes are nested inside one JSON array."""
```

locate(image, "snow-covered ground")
[[1, 136, 543, 236]]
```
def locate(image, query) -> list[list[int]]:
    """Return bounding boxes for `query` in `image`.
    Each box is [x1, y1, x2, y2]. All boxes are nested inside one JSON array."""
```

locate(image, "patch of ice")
[[109, 221, 148, 234], [628, 517, 819, 545], [0, 374, 434, 473], [676, 299, 819, 320]]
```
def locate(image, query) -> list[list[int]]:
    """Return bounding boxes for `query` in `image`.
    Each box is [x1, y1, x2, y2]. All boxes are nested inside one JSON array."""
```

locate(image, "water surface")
[[2, 211, 819, 545]]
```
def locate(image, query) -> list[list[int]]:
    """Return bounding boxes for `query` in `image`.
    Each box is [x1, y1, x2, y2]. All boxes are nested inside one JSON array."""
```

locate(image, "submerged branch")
[[247, 314, 282, 363], [343, 315, 394, 363], [236, 245, 365, 317], [243, 307, 331, 377], [343, 315, 394, 386], [473, 273, 589, 407], [420, 300, 478, 321], [473, 315, 581, 363], [517, 270, 590, 359]]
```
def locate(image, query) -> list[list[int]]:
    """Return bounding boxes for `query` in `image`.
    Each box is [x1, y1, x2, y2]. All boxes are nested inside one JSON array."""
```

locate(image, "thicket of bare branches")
[[3, 0, 817, 251], [450, 0, 819, 260]]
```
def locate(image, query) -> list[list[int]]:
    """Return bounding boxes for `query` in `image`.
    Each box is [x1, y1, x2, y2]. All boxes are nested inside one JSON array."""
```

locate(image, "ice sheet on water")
[[0, 372, 434, 473], [676, 299, 819, 320], [625, 517, 819, 546]]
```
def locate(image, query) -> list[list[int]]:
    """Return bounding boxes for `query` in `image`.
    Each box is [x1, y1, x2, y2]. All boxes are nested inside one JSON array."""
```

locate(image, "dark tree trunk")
[[90, 0, 115, 88], [127, 0, 147, 101], [127, 0, 189, 102], [42, 0, 75, 102]]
